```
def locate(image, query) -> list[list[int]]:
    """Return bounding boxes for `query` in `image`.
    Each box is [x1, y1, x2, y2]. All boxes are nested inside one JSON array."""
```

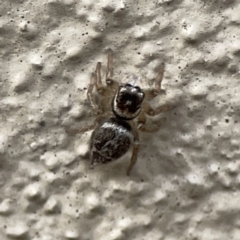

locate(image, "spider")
[[79, 49, 173, 175]]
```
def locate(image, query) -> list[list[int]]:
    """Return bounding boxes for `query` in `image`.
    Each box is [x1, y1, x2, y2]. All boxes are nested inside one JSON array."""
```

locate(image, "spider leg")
[[92, 48, 119, 112], [137, 111, 162, 132], [127, 122, 139, 176], [87, 72, 100, 114], [105, 48, 119, 91], [66, 122, 97, 135], [87, 61, 109, 115], [106, 48, 114, 80], [95, 62, 105, 94], [66, 115, 107, 136], [144, 62, 166, 100], [138, 62, 174, 131], [142, 102, 175, 116], [137, 102, 174, 132]]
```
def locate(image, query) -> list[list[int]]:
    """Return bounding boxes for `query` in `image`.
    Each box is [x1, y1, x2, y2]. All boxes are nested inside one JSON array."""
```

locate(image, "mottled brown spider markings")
[[82, 49, 173, 175]]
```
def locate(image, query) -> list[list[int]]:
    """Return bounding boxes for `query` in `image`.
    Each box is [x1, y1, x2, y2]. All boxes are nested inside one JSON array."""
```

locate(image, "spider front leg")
[[73, 64, 104, 134], [106, 48, 114, 81], [138, 62, 174, 132], [137, 111, 160, 132], [142, 101, 174, 117], [66, 122, 98, 135], [87, 72, 101, 115], [87, 49, 119, 116], [95, 62, 104, 93], [105, 48, 119, 91], [137, 102, 174, 132], [99, 48, 119, 110], [87, 61, 107, 115], [144, 62, 166, 100]]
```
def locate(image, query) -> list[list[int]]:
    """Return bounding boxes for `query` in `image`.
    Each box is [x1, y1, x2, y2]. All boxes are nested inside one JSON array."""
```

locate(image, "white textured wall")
[[0, 0, 239, 239]]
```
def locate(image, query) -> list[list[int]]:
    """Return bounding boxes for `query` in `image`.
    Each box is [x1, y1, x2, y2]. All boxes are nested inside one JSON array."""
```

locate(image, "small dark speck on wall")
[[39, 121, 46, 127]]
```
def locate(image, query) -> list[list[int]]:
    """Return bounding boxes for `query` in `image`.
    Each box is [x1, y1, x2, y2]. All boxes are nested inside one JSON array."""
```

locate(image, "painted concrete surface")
[[0, 0, 239, 239]]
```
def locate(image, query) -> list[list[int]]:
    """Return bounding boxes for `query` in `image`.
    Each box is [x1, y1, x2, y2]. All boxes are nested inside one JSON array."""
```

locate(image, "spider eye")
[[125, 83, 132, 87], [135, 86, 141, 92]]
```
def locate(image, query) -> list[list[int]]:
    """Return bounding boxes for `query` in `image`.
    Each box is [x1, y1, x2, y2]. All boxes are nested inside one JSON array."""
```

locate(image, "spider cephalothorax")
[[112, 84, 145, 120]]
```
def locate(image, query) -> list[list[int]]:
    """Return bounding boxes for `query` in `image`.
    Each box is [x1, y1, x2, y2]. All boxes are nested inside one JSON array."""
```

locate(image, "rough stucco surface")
[[0, 0, 240, 239]]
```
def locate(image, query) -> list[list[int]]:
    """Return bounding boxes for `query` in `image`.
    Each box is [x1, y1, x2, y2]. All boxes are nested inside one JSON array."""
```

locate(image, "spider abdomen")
[[90, 118, 133, 165]]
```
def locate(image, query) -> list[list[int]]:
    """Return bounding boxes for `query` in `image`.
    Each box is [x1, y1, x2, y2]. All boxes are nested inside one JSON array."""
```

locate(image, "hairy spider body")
[[90, 118, 132, 164], [84, 49, 173, 175]]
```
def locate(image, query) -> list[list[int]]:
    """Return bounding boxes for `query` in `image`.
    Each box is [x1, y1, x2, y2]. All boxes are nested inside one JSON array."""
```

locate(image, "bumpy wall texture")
[[0, 0, 239, 239]]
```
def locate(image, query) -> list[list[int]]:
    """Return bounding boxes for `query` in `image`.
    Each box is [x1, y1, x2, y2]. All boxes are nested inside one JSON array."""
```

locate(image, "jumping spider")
[[80, 49, 173, 175]]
